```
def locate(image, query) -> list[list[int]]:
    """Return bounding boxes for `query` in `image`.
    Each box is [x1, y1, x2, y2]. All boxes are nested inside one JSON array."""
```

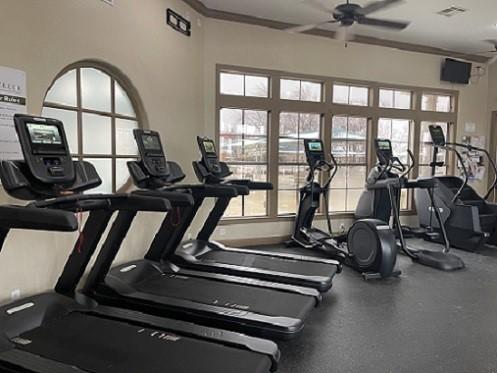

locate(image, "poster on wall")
[[0, 66, 25, 160], [459, 135, 487, 182]]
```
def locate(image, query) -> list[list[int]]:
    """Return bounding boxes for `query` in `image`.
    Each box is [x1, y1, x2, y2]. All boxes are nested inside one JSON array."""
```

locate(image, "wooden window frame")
[[216, 64, 459, 224]]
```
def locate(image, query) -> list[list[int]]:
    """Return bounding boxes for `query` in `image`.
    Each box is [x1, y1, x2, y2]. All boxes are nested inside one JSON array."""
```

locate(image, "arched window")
[[42, 63, 143, 193]]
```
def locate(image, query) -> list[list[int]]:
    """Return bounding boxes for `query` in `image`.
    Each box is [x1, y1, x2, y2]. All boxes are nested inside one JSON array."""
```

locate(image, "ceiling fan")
[[285, 0, 410, 40]]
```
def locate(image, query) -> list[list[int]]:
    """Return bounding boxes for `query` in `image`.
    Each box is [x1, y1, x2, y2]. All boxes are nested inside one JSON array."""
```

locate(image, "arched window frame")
[[42, 60, 146, 192]]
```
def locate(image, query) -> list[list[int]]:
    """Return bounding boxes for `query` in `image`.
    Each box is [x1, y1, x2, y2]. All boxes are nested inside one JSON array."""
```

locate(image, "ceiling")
[[199, 0, 497, 57]]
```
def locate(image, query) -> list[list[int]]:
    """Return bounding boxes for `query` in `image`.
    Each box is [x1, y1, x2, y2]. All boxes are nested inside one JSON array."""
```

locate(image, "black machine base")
[[413, 250, 465, 271], [362, 269, 402, 281]]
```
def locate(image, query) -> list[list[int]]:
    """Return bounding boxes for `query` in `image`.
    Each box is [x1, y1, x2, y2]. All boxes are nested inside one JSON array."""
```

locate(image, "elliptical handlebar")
[[436, 142, 469, 204]]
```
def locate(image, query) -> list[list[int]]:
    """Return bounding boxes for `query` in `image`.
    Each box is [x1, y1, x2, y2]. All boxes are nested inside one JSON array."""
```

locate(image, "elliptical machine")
[[415, 124, 497, 251], [290, 139, 399, 280], [356, 139, 464, 271]]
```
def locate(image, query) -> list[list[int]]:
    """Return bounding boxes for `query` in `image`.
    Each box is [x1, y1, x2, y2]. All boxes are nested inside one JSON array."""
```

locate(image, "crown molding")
[[183, 0, 488, 64]]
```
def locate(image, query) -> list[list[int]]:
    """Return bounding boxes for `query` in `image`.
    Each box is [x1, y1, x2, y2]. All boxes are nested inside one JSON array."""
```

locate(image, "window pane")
[[220, 108, 243, 135], [116, 158, 135, 191], [330, 166, 346, 189], [245, 191, 267, 216], [331, 141, 347, 164], [278, 165, 299, 190], [220, 73, 244, 96], [225, 197, 243, 217], [280, 112, 299, 137], [348, 117, 367, 140], [299, 114, 320, 138], [329, 189, 347, 212], [347, 189, 363, 211], [301, 81, 321, 102], [243, 137, 267, 162], [116, 118, 139, 155], [41, 107, 78, 154], [115, 81, 136, 117], [333, 85, 349, 104], [379, 89, 394, 108], [245, 110, 267, 135], [391, 119, 409, 142], [45, 69, 77, 107], [332, 116, 348, 139], [349, 86, 368, 106], [85, 158, 112, 193], [348, 166, 366, 188], [395, 90, 411, 109], [278, 190, 297, 215], [279, 138, 299, 163], [281, 79, 300, 100], [378, 118, 392, 138], [82, 113, 112, 155], [81, 68, 111, 112], [220, 135, 242, 162], [245, 75, 269, 98], [422, 94, 451, 112], [348, 141, 366, 163]]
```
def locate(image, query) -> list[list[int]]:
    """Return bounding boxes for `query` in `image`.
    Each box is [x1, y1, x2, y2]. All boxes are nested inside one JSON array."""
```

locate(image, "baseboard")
[[218, 235, 291, 248]]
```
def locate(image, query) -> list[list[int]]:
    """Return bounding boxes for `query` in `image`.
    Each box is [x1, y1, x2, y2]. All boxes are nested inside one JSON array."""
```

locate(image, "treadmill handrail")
[[0, 206, 78, 232]]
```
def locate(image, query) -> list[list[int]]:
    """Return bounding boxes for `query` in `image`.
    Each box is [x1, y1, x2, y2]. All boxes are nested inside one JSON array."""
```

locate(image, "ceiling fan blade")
[[300, 0, 333, 14], [357, 17, 409, 30], [357, 0, 404, 16], [285, 20, 335, 33]]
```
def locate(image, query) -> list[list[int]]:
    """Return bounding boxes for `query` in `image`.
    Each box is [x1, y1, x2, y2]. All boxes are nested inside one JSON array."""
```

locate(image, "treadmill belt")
[[135, 273, 315, 320], [200, 251, 336, 277], [14, 312, 271, 373]]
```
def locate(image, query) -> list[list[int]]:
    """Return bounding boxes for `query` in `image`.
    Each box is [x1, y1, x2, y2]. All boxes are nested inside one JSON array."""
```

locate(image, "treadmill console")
[[375, 139, 394, 165], [14, 114, 74, 184], [304, 139, 325, 168], [197, 136, 221, 174], [134, 129, 169, 177], [429, 125, 446, 147]]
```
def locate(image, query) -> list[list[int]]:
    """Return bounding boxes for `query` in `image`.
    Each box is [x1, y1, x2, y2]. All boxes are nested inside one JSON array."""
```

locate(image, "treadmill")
[[160, 136, 342, 292], [84, 129, 320, 340], [0, 114, 278, 373]]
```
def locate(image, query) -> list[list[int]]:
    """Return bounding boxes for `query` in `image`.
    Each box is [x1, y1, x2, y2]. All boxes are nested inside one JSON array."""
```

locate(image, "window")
[[333, 84, 369, 106], [280, 79, 322, 102], [278, 113, 321, 214], [379, 89, 412, 109], [329, 116, 368, 212], [42, 65, 141, 193], [378, 118, 412, 209], [216, 67, 457, 221], [422, 94, 452, 112], [220, 72, 269, 98], [419, 122, 450, 177], [219, 108, 269, 217]]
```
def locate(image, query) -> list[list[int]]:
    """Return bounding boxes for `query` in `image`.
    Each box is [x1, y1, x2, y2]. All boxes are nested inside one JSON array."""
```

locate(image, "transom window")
[[220, 72, 269, 98], [216, 66, 457, 220], [42, 65, 141, 193], [379, 89, 412, 109], [219, 108, 269, 217], [333, 84, 369, 106], [421, 94, 452, 112]]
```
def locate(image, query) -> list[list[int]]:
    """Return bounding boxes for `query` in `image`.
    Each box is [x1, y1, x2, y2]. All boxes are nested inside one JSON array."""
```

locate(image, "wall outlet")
[[10, 289, 21, 301]]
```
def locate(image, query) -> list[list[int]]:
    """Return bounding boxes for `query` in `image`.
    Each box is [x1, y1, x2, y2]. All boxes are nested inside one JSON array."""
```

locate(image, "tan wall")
[[0, 0, 205, 304], [202, 19, 491, 241]]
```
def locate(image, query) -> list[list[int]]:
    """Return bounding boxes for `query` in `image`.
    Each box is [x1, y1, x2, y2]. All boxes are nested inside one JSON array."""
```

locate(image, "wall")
[[0, 0, 206, 304], [202, 19, 491, 242]]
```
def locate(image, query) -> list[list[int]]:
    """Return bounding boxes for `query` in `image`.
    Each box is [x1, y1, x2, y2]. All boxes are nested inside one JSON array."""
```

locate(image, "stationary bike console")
[[429, 125, 446, 147], [134, 129, 169, 177], [14, 114, 74, 184], [304, 139, 326, 169]]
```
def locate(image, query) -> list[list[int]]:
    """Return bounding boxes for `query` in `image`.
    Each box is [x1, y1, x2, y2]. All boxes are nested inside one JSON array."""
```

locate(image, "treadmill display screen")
[[377, 140, 392, 151], [203, 140, 217, 155], [142, 134, 162, 151], [307, 141, 323, 152], [27, 123, 62, 145]]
